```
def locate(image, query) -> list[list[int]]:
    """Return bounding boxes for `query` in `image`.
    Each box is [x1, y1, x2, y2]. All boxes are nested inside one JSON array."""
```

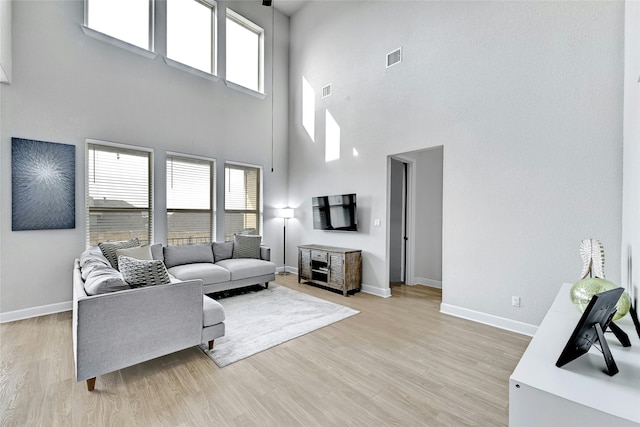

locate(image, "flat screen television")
[[312, 193, 357, 231]]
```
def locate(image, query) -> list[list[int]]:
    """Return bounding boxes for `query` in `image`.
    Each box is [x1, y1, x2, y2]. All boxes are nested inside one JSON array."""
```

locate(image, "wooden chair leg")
[[86, 378, 96, 391], [208, 340, 215, 350]]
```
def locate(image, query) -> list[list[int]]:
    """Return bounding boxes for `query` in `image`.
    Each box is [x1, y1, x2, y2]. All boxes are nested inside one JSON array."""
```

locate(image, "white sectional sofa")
[[73, 236, 276, 391]]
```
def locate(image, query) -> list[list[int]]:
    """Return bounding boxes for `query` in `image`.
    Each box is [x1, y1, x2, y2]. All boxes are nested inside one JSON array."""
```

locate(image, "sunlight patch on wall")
[[302, 76, 315, 142], [325, 110, 341, 162], [353, 148, 359, 157]]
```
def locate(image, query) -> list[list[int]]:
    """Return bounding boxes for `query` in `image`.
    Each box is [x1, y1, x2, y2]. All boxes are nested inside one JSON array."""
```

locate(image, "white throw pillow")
[[116, 245, 153, 261]]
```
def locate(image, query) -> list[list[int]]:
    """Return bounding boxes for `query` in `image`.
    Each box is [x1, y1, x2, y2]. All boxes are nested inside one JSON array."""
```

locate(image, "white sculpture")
[[579, 238, 605, 279]]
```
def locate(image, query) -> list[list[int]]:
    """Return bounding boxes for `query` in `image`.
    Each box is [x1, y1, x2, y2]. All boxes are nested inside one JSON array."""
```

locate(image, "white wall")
[[621, 1, 640, 306], [0, 0, 11, 83], [288, 1, 624, 326], [0, 0, 290, 316]]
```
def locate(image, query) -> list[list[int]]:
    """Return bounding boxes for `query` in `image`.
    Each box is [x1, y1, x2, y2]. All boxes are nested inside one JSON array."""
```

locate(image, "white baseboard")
[[282, 269, 390, 298], [0, 301, 72, 324], [277, 266, 298, 275], [411, 277, 442, 289], [440, 303, 537, 336], [361, 284, 391, 298]]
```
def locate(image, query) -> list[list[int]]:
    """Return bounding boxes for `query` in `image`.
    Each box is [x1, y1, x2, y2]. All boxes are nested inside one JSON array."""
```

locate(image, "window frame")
[[84, 0, 155, 54], [166, 0, 218, 77], [166, 152, 217, 246], [224, 161, 263, 242], [225, 8, 265, 95], [85, 139, 154, 247]]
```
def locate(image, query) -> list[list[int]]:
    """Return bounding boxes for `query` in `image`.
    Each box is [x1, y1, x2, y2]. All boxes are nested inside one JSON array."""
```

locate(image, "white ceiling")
[[273, 0, 310, 17]]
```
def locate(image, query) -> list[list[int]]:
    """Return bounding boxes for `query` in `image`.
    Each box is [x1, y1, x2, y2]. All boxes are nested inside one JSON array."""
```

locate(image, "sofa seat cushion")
[[203, 296, 225, 327], [168, 263, 230, 285], [215, 259, 276, 281]]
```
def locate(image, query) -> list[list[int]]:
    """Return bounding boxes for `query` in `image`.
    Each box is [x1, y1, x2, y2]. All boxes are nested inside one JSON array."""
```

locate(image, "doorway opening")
[[388, 147, 443, 292]]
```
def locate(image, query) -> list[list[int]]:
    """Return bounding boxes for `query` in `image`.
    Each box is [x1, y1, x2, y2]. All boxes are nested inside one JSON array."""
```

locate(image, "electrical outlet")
[[374, 219, 381, 227], [512, 296, 521, 307]]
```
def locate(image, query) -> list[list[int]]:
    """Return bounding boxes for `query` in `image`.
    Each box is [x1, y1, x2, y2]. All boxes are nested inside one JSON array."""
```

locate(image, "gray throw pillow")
[[213, 242, 234, 262], [84, 267, 130, 295], [232, 235, 262, 259], [163, 244, 214, 269], [118, 256, 171, 288], [98, 238, 140, 270], [150, 243, 164, 262]]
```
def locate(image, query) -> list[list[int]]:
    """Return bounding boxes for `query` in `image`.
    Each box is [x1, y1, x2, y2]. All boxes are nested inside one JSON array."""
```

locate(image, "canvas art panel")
[[12, 137, 76, 231]]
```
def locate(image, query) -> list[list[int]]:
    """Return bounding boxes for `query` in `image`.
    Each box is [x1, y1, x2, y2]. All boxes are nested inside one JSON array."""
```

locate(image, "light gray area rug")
[[201, 285, 359, 367]]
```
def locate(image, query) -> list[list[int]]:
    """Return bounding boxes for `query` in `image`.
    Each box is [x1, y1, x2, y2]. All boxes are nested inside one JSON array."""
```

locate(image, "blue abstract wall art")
[[12, 137, 76, 231]]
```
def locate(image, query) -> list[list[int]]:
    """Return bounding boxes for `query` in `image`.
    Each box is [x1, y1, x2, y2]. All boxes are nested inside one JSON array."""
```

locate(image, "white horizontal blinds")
[[87, 143, 152, 246], [166, 154, 215, 245], [224, 163, 260, 241]]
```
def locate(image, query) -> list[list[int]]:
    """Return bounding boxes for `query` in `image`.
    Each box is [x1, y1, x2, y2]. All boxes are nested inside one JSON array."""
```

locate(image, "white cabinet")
[[509, 283, 640, 426]]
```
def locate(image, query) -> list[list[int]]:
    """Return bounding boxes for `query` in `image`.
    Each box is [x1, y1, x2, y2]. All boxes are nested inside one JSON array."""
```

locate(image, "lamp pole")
[[278, 208, 294, 275], [281, 217, 289, 275]]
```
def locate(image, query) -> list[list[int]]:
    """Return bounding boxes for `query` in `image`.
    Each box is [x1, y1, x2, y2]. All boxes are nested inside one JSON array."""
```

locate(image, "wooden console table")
[[298, 244, 362, 296]]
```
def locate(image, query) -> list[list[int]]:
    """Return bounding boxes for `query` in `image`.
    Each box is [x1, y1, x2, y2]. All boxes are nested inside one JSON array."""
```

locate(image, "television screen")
[[312, 194, 357, 231]]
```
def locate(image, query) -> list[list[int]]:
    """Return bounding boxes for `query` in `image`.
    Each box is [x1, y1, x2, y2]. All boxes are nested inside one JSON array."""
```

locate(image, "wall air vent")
[[386, 47, 402, 68], [322, 84, 332, 98]]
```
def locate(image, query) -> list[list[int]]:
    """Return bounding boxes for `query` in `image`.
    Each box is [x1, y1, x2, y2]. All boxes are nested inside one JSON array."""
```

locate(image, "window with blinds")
[[224, 163, 261, 241], [167, 154, 216, 245], [87, 142, 153, 246]]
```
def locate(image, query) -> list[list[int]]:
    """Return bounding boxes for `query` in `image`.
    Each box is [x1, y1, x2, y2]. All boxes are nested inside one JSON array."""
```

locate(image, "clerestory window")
[[85, 0, 154, 51], [225, 9, 264, 93], [167, 0, 216, 74]]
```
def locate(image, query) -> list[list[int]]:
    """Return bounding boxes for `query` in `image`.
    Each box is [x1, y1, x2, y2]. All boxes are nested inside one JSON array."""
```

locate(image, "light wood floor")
[[0, 276, 530, 426]]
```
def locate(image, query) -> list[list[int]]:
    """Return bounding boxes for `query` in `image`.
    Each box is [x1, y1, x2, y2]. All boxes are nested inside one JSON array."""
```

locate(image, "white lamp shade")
[[278, 208, 294, 219]]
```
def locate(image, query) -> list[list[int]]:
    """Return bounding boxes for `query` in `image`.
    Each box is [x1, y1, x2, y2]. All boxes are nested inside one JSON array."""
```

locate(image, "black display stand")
[[556, 288, 626, 376], [630, 304, 640, 339]]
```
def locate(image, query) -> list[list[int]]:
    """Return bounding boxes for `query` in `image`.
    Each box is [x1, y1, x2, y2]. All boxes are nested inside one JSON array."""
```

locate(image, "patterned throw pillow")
[[232, 234, 261, 259], [213, 241, 234, 262], [118, 256, 171, 288], [98, 238, 140, 270]]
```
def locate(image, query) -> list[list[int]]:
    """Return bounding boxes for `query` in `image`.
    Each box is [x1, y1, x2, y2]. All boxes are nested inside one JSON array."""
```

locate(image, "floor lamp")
[[277, 208, 294, 275]]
